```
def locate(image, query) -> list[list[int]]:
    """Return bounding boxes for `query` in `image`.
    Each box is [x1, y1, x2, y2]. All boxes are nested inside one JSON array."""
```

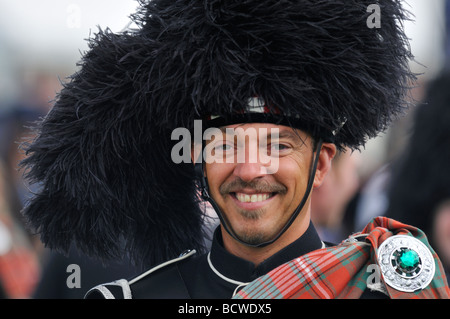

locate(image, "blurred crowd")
[[0, 70, 141, 298], [0, 71, 55, 298], [0, 1, 450, 298]]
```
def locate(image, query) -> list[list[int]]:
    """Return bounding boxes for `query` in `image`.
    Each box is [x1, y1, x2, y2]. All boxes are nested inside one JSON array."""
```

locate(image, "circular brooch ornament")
[[377, 235, 435, 292]]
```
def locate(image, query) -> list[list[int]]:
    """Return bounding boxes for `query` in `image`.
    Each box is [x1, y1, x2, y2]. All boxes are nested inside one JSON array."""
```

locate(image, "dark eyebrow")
[[218, 126, 302, 141], [269, 129, 309, 149], [219, 126, 305, 144], [269, 129, 301, 141]]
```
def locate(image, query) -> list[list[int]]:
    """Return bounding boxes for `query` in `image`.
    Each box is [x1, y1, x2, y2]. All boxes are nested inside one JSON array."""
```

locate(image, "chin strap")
[[195, 139, 323, 248]]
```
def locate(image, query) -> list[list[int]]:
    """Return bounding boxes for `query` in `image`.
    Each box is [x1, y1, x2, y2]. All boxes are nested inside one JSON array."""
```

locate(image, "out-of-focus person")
[[0, 70, 61, 298], [311, 148, 361, 243], [0, 159, 40, 298], [385, 71, 450, 282]]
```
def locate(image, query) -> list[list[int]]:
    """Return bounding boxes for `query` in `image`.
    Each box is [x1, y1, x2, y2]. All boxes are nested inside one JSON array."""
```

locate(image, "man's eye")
[[271, 144, 289, 151], [215, 143, 232, 151]]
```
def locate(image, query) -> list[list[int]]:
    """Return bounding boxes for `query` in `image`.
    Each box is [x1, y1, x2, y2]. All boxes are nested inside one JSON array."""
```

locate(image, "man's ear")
[[313, 142, 337, 188]]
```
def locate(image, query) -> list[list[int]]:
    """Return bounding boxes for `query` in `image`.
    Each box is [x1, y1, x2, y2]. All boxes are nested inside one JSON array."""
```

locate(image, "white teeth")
[[236, 193, 271, 203]]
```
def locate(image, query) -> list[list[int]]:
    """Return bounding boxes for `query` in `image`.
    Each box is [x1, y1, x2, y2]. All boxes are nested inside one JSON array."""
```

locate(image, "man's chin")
[[232, 231, 270, 246], [220, 202, 285, 245], [229, 221, 281, 246]]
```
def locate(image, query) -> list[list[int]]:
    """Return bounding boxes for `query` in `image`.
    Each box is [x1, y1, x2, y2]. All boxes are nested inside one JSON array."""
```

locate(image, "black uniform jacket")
[[85, 223, 388, 299]]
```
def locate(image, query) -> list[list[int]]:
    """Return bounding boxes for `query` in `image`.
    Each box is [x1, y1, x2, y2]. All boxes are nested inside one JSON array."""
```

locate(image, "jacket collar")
[[209, 222, 324, 283]]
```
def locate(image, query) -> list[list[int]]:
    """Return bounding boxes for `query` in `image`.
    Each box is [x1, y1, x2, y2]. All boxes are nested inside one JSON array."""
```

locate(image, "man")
[[21, 0, 449, 299]]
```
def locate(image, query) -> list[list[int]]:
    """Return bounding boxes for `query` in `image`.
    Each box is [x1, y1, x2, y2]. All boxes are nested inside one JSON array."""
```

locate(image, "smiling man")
[[22, 0, 449, 299], [203, 122, 336, 265]]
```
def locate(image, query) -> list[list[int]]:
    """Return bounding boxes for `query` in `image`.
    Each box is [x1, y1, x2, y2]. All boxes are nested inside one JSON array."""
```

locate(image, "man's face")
[[204, 123, 316, 245]]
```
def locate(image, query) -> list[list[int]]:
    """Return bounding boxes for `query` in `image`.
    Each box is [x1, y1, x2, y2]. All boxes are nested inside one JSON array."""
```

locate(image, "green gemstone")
[[398, 249, 419, 270]]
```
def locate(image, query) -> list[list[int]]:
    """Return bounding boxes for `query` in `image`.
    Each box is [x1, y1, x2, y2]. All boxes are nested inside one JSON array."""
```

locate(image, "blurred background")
[[0, 0, 449, 298]]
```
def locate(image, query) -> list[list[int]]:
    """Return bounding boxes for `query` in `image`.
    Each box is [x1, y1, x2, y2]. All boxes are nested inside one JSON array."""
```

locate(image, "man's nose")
[[232, 161, 268, 182], [232, 146, 269, 182]]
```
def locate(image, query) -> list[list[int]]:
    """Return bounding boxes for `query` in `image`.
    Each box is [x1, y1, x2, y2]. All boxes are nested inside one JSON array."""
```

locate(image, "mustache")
[[219, 178, 287, 195]]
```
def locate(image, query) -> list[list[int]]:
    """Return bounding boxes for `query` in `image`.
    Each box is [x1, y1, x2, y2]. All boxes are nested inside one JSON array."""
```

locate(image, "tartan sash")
[[233, 217, 450, 299]]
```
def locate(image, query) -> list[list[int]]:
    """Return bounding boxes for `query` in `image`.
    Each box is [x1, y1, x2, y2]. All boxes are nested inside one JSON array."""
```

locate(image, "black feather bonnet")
[[21, 0, 415, 267]]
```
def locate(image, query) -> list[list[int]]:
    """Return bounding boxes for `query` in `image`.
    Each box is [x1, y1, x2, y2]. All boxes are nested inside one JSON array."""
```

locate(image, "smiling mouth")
[[232, 192, 276, 203]]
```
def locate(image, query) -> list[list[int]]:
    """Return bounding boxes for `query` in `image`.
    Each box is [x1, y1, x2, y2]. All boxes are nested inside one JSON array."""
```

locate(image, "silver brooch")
[[377, 235, 435, 292]]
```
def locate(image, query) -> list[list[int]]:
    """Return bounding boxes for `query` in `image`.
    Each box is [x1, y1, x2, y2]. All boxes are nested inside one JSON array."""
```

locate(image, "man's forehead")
[[219, 123, 304, 139]]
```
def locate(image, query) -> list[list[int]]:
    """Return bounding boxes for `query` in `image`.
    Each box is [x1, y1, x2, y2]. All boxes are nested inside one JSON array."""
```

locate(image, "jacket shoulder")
[[84, 250, 196, 299]]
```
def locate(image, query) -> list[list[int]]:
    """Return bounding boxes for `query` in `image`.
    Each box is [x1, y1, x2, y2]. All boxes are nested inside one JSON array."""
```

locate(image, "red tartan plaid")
[[234, 217, 450, 299]]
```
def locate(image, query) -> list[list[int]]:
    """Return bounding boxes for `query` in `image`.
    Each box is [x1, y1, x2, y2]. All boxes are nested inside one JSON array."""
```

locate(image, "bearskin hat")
[[21, 0, 415, 268]]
